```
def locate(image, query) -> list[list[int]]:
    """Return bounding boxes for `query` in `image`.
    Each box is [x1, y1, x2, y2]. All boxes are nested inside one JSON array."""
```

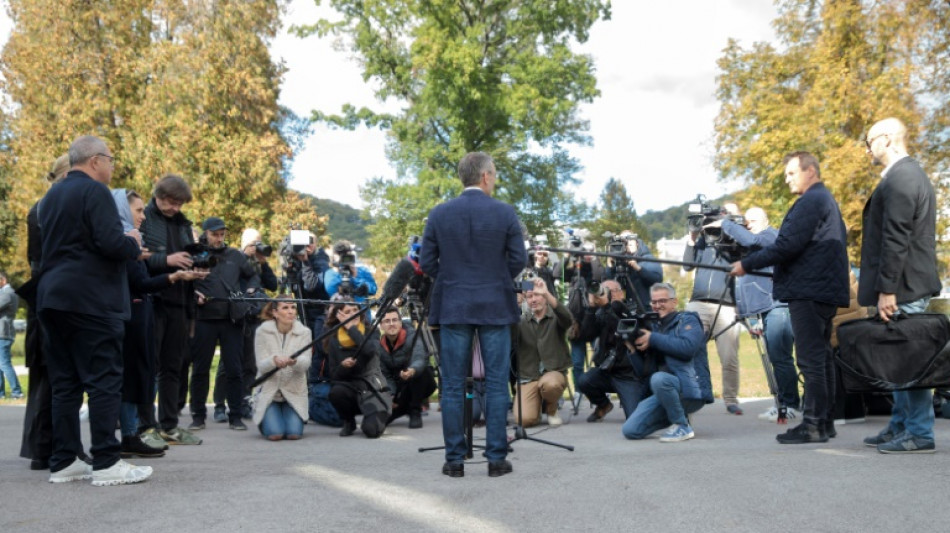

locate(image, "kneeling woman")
[[253, 296, 312, 441]]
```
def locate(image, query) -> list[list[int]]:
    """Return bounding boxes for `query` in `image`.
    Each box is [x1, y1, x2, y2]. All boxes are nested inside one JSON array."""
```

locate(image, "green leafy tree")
[[715, 0, 950, 264], [295, 0, 611, 264], [585, 177, 651, 251]]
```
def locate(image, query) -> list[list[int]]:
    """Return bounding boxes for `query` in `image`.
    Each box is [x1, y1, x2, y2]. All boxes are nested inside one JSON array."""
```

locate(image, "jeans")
[[119, 402, 139, 437], [569, 339, 593, 387], [576, 367, 648, 419], [887, 297, 935, 440], [440, 324, 511, 463], [763, 307, 799, 409], [259, 401, 304, 439], [0, 338, 22, 397], [687, 301, 740, 404], [788, 299, 836, 424], [622, 372, 705, 439]]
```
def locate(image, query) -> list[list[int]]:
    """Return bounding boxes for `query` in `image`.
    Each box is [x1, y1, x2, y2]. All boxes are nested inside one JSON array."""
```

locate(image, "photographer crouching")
[[575, 279, 649, 422], [622, 283, 713, 442], [378, 307, 437, 429]]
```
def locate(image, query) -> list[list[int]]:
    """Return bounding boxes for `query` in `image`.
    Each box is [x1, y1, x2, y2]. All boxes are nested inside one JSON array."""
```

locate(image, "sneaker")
[[213, 405, 228, 423], [548, 413, 563, 427], [121, 436, 165, 458], [160, 427, 202, 445], [758, 406, 801, 422], [659, 423, 695, 442], [726, 404, 744, 415], [229, 419, 247, 431], [776, 422, 827, 444], [863, 427, 898, 447], [409, 410, 423, 429], [188, 418, 206, 431], [48, 458, 93, 483], [91, 459, 153, 486], [140, 428, 170, 451], [877, 433, 935, 454], [586, 402, 613, 423]]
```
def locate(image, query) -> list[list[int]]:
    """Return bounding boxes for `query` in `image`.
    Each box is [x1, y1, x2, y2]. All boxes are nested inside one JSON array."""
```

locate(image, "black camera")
[[588, 279, 607, 298], [254, 242, 273, 257], [334, 242, 358, 270], [184, 242, 220, 269], [687, 195, 747, 261], [514, 271, 537, 293]]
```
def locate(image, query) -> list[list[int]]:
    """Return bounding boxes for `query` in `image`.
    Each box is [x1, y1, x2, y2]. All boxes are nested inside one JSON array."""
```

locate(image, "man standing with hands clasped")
[[859, 117, 941, 454]]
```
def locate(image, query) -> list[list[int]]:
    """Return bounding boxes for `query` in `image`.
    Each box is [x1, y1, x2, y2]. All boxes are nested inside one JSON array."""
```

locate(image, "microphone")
[[610, 299, 630, 318], [381, 258, 417, 303]]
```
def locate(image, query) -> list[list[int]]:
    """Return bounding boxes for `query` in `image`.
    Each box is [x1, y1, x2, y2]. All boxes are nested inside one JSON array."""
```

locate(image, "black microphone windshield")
[[609, 299, 629, 317], [382, 258, 417, 301]]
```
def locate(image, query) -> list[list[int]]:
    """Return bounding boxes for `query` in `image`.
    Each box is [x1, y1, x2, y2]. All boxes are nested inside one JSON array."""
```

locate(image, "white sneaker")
[[758, 406, 779, 420], [548, 414, 563, 427], [759, 406, 801, 422], [91, 459, 153, 486], [49, 458, 92, 483]]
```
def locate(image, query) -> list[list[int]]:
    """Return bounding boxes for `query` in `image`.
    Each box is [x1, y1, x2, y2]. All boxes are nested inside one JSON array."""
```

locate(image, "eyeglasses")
[[96, 153, 115, 164], [650, 298, 675, 305], [865, 133, 888, 151], [380, 318, 402, 325]]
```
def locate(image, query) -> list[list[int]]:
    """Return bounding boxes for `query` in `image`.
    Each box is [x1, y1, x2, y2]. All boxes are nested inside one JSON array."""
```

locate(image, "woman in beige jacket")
[[253, 296, 312, 440]]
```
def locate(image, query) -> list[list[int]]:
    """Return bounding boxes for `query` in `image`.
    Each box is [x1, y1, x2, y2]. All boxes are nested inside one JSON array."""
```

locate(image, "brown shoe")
[[586, 401, 614, 422]]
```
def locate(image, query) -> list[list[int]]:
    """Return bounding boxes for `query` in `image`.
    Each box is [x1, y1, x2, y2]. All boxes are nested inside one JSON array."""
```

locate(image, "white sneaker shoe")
[[49, 458, 92, 483], [91, 459, 153, 486], [548, 414, 563, 427], [759, 406, 801, 422], [758, 406, 779, 420]]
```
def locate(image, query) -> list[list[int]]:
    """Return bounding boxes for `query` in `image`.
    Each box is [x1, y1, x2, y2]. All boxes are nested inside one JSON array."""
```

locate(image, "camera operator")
[[621, 283, 712, 442], [575, 279, 649, 422], [139, 174, 201, 445], [325, 240, 377, 302], [683, 203, 743, 415], [377, 307, 437, 429], [511, 278, 572, 427], [604, 231, 663, 312], [711, 207, 799, 421], [188, 217, 261, 431], [561, 241, 605, 389], [212, 228, 278, 423]]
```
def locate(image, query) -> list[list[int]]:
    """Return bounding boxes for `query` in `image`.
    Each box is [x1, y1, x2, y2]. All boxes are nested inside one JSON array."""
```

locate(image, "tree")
[[296, 0, 611, 264], [0, 0, 318, 281], [714, 0, 950, 264], [585, 177, 651, 250]]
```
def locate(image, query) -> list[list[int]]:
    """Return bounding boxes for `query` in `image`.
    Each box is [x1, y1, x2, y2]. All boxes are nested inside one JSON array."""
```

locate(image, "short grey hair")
[[650, 282, 676, 299], [458, 152, 494, 187], [68, 135, 108, 166]]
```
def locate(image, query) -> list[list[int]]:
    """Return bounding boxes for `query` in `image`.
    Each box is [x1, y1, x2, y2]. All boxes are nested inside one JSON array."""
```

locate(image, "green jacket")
[[513, 301, 573, 381]]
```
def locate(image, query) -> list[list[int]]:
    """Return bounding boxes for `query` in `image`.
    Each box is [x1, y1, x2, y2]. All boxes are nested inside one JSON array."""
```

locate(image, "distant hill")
[[301, 194, 371, 252], [639, 194, 737, 243]]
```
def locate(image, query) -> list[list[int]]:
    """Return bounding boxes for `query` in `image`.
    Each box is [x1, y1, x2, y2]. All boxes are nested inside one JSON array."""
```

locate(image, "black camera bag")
[[835, 313, 950, 393]]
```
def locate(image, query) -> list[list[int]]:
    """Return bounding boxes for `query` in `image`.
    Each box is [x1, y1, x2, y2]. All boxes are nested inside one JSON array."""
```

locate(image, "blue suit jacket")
[[420, 189, 527, 326]]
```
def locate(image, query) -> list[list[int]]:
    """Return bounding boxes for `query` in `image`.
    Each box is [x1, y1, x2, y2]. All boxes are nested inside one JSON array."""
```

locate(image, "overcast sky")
[[1, 0, 778, 214]]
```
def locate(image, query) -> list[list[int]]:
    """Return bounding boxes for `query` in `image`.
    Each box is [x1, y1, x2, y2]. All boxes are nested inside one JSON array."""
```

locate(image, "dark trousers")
[[214, 319, 258, 408], [390, 366, 437, 421], [20, 363, 52, 461], [154, 303, 189, 431], [328, 382, 362, 421], [576, 367, 648, 419], [788, 300, 837, 424], [190, 319, 244, 422], [39, 309, 124, 472]]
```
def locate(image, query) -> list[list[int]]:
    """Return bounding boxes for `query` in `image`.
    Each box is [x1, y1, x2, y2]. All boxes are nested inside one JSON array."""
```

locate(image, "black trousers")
[[39, 309, 124, 472], [154, 303, 190, 431], [190, 319, 244, 422], [214, 319, 258, 408], [20, 362, 52, 461], [788, 299, 837, 424], [390, 366, 437, 421], [328, 382, 362, 421]]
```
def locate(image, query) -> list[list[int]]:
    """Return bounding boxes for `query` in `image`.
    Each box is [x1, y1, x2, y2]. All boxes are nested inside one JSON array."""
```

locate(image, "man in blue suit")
[[421, 152, 527, 478]]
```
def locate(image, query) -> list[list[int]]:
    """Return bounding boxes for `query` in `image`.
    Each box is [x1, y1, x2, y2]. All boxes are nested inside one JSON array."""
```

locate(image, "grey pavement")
[[2, 399, 949, 532]]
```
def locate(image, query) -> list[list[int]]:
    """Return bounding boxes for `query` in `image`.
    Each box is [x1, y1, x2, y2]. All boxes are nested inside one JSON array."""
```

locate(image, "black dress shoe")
[[409, 410, 423, 429], [339, 419, 357, 437], [30, 458, 50, 471], [488, 460, 513, 477], [442, 462, 464, 478]]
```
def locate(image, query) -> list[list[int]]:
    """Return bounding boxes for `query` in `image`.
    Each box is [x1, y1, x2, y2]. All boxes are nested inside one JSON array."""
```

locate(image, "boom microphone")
[[381, 258, 417, 302], [610, 299, 631, 318]]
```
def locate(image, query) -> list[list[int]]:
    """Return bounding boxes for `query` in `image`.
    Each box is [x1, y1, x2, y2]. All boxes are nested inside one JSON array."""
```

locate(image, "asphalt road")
[[2, 398, 949, 532]]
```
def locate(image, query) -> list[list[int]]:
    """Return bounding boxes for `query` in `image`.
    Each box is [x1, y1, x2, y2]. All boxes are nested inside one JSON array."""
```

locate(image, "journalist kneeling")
[[253, 296, 312, 441]]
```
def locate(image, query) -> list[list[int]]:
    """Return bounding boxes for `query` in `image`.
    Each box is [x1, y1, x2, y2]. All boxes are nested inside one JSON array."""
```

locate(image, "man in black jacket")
[[860, 117, 942, 454], [378, 307, 436, 429], [732, 151, 850, 444], [188, 217, 260, 431]]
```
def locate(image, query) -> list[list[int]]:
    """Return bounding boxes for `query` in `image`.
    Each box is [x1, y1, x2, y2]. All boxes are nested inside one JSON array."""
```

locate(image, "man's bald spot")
[[869, 117, 908, 148]]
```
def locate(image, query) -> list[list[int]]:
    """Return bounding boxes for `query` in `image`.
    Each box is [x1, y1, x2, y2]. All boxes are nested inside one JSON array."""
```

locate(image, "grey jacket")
[[0, 283, 20, 340]]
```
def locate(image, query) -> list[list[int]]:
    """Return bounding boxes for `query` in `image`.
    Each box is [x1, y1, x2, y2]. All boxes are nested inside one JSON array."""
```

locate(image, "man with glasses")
[[576, 279, 650, 422], [860, 117, 941, 454], [377, 307, 437, 429], [622, 283, 711, 442], [139, 174, 203, 445]]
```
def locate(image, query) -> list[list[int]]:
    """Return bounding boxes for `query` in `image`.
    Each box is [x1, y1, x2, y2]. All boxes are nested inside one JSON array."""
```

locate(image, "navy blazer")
[[741, 182, 849, 307], [420, 189, 527, 326], [36, 171, 141, 320], [858, 157, 941, 306]]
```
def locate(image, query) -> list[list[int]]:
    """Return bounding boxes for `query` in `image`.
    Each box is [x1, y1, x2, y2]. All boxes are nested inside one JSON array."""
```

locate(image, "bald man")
[[860, 117, 941, 454]]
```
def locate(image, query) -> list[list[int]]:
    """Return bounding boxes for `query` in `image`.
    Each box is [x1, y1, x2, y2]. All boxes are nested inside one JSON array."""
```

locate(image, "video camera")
[[184, 242, 221, 269], [603, 232, 637, 255], [332, 241, 366, 297], [278, 228, 311, 275], [562, 228, 590, 251], [253, 242, 273, 257], [687, 194, 746, 262]]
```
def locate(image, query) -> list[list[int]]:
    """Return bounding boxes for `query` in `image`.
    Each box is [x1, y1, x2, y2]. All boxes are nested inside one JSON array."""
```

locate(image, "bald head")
[[744, 207, 768, 234], [867, 117, 909, 167]]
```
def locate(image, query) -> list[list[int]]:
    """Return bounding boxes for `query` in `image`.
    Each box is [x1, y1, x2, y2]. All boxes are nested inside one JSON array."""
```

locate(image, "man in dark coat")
[[37, 135, 150, 485], [860, 117, 942, 454], [731, 151, 849, 444], [420, 151, 527, 478]]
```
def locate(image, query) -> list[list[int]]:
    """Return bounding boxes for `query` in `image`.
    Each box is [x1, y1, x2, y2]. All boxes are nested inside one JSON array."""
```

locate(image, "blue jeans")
[[259, 401, 304, 439], [0, 338, 22, 397], [570, 339, 592, 387], [763, 307, 799, 409], [887, 297, 935, 440], [440, 324, 511, 463], [622, 372, 705, 439], [119, 402, 139, 437]]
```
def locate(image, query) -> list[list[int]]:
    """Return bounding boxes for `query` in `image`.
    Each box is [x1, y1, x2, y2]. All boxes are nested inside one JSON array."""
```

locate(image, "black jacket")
[[194, 247, 260, 320], [858, 157, 941, 306], [378, 324, 428, 392], [580, 304, 644, 380], [140, 198, 196, 306]]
